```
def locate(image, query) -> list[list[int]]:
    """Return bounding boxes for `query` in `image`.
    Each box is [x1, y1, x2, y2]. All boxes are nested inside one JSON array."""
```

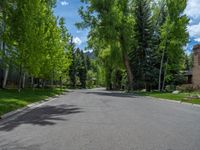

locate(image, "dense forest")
[[0, 0, 193, 92]]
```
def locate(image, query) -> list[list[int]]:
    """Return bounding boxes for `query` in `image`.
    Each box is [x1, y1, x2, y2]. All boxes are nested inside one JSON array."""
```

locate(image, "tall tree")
[[76, 49, 87, 88], [77, 0, 134, 90], [0, 0, 16, 88], [7, 0, 71, 90], [10, 0, 49, 90], [158, 0, 189, 90], [68, 38, 77, 88], [130, 0, 154, 90]]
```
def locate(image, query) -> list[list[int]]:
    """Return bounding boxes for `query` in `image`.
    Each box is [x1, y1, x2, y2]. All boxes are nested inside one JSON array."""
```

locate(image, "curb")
[[0, 93, 65, 121], [192, 104, 200, 108], [147, 96, 200, 108]]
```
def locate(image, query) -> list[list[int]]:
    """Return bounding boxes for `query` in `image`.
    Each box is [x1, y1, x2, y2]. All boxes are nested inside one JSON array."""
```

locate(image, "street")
[[0, 88, 200, 150]]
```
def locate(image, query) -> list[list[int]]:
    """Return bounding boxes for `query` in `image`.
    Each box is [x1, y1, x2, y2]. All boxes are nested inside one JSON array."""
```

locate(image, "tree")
[[10, 0, 50, 90], [0, 0, 16, 88], [130, 0, 155, 90], [68, 38, 77, 88], [6, 0, 71, 90], [158, 0, 189, 90], [76, 49, 87, 88], [77, 0, 134, 90]]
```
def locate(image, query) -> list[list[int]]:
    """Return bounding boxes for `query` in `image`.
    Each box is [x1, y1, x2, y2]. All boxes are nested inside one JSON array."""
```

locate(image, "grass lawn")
[[0, 88, 65, 116], [135, 91, 200, 105]]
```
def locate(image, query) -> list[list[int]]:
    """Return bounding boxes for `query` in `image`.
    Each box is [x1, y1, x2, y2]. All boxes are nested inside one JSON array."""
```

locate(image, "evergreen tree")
[[68, 39, 77, 88], [130, 0, 154, 90], [77, 50, 87, 88]]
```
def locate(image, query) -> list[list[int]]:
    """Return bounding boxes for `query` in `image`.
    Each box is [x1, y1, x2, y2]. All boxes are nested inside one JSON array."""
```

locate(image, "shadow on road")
[[85, 91, 137, 98], [0, 104, 83, 131]]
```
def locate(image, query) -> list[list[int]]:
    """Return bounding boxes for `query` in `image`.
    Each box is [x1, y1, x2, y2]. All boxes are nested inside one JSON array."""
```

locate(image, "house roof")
[[193, 44, 200, 51]]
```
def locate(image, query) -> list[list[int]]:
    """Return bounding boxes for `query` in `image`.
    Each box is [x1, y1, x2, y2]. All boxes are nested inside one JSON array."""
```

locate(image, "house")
[[192, 44, 200, 88], [185, 44, 200, 88]]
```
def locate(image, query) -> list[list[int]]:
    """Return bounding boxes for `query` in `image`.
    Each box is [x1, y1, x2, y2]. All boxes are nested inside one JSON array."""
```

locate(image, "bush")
[[176, 84, 194, 92], [165, 85, 176, 92]]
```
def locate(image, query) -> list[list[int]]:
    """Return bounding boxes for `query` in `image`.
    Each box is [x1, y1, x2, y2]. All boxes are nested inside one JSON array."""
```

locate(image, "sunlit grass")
[[135, 91, 200, 105], [0, 88, 65, 116]]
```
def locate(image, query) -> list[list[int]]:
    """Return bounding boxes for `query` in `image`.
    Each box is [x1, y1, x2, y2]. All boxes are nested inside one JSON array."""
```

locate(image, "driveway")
[[0, 88, 200, 150]]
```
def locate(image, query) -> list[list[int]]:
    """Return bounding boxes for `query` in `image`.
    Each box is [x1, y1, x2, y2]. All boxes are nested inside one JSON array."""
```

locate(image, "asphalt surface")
[[0, 88, 200, 150]]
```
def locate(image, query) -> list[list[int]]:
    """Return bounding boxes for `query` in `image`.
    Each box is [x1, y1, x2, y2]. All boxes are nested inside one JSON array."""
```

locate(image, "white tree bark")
[[158, 50, 165, 91], [31, 76, 34, 88], [2, 65, 9, 88]]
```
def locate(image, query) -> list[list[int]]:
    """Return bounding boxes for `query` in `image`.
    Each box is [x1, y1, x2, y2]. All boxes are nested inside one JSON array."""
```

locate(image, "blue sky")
[[185, 0, 200, 53], [54, 0, 89, 50], [54, 0, 200, 53]]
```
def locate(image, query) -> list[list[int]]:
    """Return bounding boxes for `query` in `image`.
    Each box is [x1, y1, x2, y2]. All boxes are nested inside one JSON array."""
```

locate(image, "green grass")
[[135, 91, 200, 105], [0, 88, 65, 116]]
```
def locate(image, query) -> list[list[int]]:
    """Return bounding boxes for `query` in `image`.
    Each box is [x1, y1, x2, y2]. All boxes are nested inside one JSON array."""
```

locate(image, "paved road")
[[0, 89, 200, 150]]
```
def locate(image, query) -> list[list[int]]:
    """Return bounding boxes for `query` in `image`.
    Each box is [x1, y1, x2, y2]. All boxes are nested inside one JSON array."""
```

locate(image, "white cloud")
[[73, 37, 82, 45], [185, 0, 200, 20], [188, 22, 200, 38], [83, 49, 93, 53], [194, 38, 200, 42], [60, 1, 69, 6], [76, 30, 82, 33]]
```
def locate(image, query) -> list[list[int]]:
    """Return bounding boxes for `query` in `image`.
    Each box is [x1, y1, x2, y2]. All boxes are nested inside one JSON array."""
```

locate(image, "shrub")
[[165, 85, 176, 92], [176, 84, 194, 92]]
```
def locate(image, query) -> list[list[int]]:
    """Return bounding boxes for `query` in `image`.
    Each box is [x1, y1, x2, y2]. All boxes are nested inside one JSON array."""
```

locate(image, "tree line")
[[0, 0, 97, 90], [77, 0, 190, 91], [0, 0, 191, 91]]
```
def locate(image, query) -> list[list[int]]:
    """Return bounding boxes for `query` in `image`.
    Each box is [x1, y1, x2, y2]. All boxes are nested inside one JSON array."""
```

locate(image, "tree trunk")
[[51, 68, 55, 87], [120, 33, 134, 92], [159, 29, 169, 91], [3, 65, 9, 89], [1, 8, 8, 89], [158, 50, 165, 91], [22, 73, 26, 89], [51, 77, 54, 87], [106, 67, 112, 90], [31, 76, 34, 88], [60, 77, 62, 89], [2, 29, 8, 89], [42, 79, 46, 88], [162, 59, 168, 91], [123, 53, 133, 91], [0, 69, 3, 88], [18, 65, 22, 92]]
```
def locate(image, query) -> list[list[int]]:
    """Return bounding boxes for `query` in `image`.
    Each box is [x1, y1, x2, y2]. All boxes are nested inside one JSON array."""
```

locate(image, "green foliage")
[[68, 45, 77, 88], [0, 0, 72, 89], [68, 48, 96, 89], [78, 0, 134, 90], [184, 53, 193, 70], [130, 0, 156, 89], [78, 0, 189, 91], [0, 0, 190, 92], [159, 0, 189, 85]]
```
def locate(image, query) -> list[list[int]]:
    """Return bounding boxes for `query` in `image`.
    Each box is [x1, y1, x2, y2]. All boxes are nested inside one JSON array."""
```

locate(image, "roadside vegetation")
[[0, 88, 65, 116], [0, 0, 99, 116], [77, 0, 190, 91], [136, 91, 200, 105]]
